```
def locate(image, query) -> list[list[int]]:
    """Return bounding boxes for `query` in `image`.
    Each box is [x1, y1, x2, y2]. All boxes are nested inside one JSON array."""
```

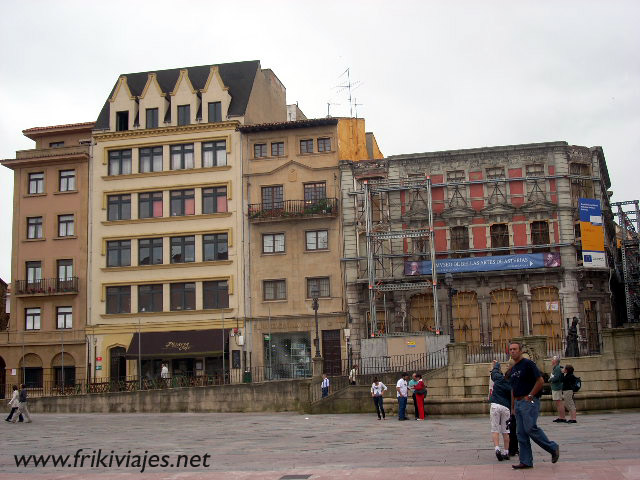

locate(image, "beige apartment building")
[[88, 61, 287, 383], [1, 122, 93, 392], [239, 118, 382, 377]]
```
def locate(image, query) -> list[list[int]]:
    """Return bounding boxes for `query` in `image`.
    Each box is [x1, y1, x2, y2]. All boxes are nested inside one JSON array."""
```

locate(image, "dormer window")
[[146, 108, 159, 129], [116, 111, 129, 131], [177, 105, 190, 126], [208, 102, 222, 122], [49, 141, 64, 148]]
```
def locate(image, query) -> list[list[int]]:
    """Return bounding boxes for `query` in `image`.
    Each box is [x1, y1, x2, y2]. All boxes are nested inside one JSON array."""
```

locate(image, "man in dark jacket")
[[489, 360, 512, 461]]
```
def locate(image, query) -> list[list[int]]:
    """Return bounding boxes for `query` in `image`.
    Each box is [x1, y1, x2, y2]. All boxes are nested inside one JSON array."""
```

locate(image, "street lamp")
[[311, 286, 320, 358], [444, 273, 457, 343]]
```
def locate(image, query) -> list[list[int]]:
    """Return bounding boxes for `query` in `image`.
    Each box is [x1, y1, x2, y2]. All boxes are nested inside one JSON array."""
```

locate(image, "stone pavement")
[[0, 410, 639, 479]]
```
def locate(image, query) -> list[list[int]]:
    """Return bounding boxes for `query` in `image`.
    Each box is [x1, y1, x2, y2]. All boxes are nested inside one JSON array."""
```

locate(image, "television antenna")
[[335, 68, 363, 118]]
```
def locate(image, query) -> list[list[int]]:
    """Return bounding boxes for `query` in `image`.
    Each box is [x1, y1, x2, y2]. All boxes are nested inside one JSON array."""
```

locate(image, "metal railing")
[[14, 277, 79, 295], [466, 341, 511, 364], [248, 198, 338, 221]]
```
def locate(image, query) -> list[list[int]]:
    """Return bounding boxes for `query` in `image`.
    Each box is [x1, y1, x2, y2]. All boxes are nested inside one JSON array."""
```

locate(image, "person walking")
[[371, 377, 387, 420], [562, 364, 578, 424], [549, 356, 566, 422], [321, 374, 330, 398], [349, 364, 358, 386], [11, 384, 32, 424], [489, 360, 512, 461], [396, 373, 409, 421], [408, 373, 419, 420], [5, 385, 23, 423], [413, 373, 427, 420], [509, 342, 559, 469]]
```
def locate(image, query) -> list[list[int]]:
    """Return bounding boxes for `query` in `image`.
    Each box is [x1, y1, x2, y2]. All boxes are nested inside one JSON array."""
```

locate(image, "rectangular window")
[[106, 240, 131, 267], [450, 226, 469, 258], [138, 284, 163, 313], [146, 108, 159, 129], [531, 221, 550, 245], [28, 172, 44, 194], [57, 259, 73, 280], [139, 146, 163, 173], [304, 182, 326, 205], [27, 217, 43, 239], [25, 308, 41, 330], [307, 277, 330, 298], [115, 111, 129, 131], [254, 143, 267, 158], [203, 280, 229, 309], [170, 189, 195, 216], [138, 237, 163, 265], [486, 167, 505, 180], [177, 105, 190, 126], [59, 170, 76, 192], [261, 185, 283, 210], [490, 223, 510, 251], [263, 279, 286, 301], [203, 233, 228, 261], [208, 102, 222, 122], [56, 306, 72, 329], [300, 139, 313, 154], [108, 150, 132, 176], [202, 186, 227, 214], [202, 140, 227, 167], [107, 194, 131, 221], [170, 144, 194, 170], [26, 261, 42, 286], [271, 142, 284, 157], [306, 230, 328, 250], [138, 192, 163, 219], [49, 141, 64, 148], [262, 233, 285, 253], [170, 282, 195, 311], [106, 286, 131, 314], [526, 164, 545, 177], [58, 214, 75, 237], [170, 235, 195, 263], [317, 137, 331, 152]]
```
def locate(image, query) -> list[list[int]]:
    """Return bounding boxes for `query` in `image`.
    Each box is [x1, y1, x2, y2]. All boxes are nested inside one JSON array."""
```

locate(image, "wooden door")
[[322, 329, 342, 376], [490, 289, 521, 346], [453, 291, 480, 344]]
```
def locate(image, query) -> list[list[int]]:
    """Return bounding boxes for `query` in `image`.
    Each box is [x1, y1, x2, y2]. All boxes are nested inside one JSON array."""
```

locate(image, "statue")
[[565, 317, 580, 357]]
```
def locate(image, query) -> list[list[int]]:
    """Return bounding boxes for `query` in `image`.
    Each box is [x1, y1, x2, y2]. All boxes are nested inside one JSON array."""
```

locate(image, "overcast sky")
[[1, 0, 639, 281]]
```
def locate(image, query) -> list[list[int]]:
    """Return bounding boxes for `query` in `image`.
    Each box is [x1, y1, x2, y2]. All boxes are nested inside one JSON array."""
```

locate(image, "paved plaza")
[[1, 410, 639, 479]]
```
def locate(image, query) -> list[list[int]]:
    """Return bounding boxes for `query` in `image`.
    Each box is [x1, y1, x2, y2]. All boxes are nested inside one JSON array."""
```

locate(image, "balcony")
[[14, 277, 79, 296], [248, 198, 338, 222]]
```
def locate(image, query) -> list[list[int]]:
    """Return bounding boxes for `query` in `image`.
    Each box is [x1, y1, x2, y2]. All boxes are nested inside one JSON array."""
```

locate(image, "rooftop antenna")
[[335, 68, 362, 118], [353, 97, 363, 118], [326, 101, 340, 117]]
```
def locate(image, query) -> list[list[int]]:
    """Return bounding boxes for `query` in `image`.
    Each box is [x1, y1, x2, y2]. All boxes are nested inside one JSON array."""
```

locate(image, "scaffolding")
[[612, 200, 640, 322]]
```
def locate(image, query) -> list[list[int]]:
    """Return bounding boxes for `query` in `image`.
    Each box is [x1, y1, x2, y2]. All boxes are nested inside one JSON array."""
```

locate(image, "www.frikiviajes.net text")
[[14, 449, 211, 473]]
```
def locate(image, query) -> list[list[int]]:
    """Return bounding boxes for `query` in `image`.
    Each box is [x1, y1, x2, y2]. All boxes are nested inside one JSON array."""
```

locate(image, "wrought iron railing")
[[248, 198, 338, 221], [466, 341, 511, 364], [14, 277, 79, 295]]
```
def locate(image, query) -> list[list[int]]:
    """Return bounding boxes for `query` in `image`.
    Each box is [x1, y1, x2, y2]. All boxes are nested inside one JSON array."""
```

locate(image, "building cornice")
[[93, 121, 241, 142]]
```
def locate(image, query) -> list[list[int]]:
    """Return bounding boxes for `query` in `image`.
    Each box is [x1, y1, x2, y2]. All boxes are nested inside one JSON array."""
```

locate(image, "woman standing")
[[414, 373, 426, 420], [5, 385, 23, 423], [371, 377, 387, 420]]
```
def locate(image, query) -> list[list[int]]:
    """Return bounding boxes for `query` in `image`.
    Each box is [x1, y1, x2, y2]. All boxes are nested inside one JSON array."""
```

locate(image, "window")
[[526, 164, 545, 177], [486, 167, 505, 179], [531, 221, 550, 246], [146, 108, 159, 129], [450, 226, 469, 258], [106, 240, 131, 267], [139, 192, 163, 218], [317, 137, 331, 152], [203, 281, 229, 309], [57, 259, 73, 281], [115, 111, 129, 131], [170, 189, 195, 216], [307, 277, 330, 298], [58, 214, 75, 237], [300, 139, 313, 154], [57, 306, 72, 329], [202, 141, 227, 167], [202, 186, 227, 214], [138, 284, 163, 313], [26, 261, 42, 286], [138, 238, 163, 265], [263, 233, 285, 253], [170, 236, 195, 263], [304, 182, 326, 205], [59, 170, 76, 192], [177, 105, 190, 126], [203, 233, 228, 261], [271, 142, 284, 157], [107, 194, 131, 221], [28, 172, 44, 194], [49, 141, 64, 148], [305, 230, 328, 250], [263, 279, 286, 301], [208, 102, 222, 122], [108, 150, 132, 176], [23, 367, 43, 388], [139, 146, 163, 173], [254, 143, 267, 158], [25, 308, 41, 330], [106, 286, 131, 314], [27, 217, 43, 239], [170, 283, 195, 311], [490, 223, 510, 251], [261, 185, 283, 210], [170, 144, 194, 170]]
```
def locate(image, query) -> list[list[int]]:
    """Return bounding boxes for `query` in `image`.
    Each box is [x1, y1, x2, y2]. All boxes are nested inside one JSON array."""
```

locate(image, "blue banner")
[[579, 198, 602, 225], [405, 253, 561, 275]]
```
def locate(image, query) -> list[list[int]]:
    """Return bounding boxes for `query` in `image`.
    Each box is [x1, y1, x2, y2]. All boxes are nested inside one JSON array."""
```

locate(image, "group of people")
[[368, 372, 427, 421], [550, 356, 579, 423], [5, 384, 32, 424]]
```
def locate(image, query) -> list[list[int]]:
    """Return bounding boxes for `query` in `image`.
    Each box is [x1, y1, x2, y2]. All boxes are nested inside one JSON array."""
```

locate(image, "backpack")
[[572, 377, 582, 393]]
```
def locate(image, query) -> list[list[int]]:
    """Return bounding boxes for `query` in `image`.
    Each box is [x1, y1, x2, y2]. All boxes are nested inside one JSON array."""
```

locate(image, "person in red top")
[[414, 373, 426, 420]]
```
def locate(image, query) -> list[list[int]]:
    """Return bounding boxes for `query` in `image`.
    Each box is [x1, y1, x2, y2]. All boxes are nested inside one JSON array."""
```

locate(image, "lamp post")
[[311, 286, 320, 358], [444, 273, 457, 343]]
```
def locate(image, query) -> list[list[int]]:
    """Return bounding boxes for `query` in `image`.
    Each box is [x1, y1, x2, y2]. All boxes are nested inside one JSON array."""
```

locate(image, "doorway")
[[322, 329, 342, 376]]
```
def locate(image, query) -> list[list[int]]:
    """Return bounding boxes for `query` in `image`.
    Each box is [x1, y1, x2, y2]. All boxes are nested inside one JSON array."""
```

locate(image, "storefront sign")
[[407, 341, 416, 347], [546, 301, 559, 311], [164, 341, 191, 352], [579, 198, 606, 268], [404, 252, 561, 275]]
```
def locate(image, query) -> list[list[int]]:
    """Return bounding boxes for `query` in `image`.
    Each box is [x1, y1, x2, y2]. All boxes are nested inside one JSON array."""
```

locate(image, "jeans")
[[321, 387, 329, 398], [373, 396, 385, 419], [412, 393, 419, 418], [397, 396, 408, 419], [5, 407, 23, 422], [515, 398, 558, 466]]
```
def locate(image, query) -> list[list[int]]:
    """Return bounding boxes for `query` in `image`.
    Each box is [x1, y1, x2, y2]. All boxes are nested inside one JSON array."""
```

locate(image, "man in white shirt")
[[321, 374, 330, 398], [396, 373, 410, 420]]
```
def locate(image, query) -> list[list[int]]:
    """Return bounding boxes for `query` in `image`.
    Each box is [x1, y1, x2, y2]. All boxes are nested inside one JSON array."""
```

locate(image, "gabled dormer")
[[201, 66, 232, 124], [138, 73, 167, 130], [109, 76, 137, 132], [170, 69, 198, 127]]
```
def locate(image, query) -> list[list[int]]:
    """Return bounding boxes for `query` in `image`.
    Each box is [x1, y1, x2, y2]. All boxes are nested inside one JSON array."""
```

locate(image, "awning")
[[126, 329, 229, 358]]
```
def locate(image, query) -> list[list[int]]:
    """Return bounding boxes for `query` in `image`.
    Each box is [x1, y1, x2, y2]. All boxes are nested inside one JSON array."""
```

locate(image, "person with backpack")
[[562, 365, 578, 423], [489, 360, 512, 461], [10, 384, 32, 423]]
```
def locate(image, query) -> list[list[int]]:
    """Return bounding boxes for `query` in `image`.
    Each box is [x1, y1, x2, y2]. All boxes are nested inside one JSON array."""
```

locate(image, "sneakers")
[[567, 420, 577, 423], [512, 463, 533, 469], [552, 446, 560, 464], [502, 454, 510, 461], [496, 450, 503, 461], [553, 418, 567, 423]]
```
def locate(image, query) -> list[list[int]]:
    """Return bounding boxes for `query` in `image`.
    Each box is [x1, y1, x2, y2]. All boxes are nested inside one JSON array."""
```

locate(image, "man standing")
[[396, 373, 409, 421], [11, 384, 32, 424], [549, 356, 565, 422], [509, 342, 559, 469], [349, 364, 358, 385], [321, 374, 330, 398]]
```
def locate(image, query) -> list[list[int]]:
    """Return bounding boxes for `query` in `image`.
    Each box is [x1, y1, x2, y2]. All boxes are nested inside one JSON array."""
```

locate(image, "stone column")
[[447, 342, 467, 397], [312, 356, 324, 379]]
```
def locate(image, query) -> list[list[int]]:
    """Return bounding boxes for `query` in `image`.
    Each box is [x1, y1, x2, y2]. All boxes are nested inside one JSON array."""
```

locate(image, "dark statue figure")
[[565, 317, 580, 357]]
